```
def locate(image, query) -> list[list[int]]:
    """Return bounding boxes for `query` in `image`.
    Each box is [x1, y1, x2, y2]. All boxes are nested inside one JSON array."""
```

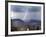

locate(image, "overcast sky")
[[10, 5, 41, 21]]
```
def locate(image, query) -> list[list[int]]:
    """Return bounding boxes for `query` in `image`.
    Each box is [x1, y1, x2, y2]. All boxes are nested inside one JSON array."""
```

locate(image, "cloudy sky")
[[10, 5, 41, 22]]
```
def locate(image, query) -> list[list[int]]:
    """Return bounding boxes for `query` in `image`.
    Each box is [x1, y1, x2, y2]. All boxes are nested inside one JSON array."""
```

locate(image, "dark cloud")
[[11, 5, 41, 13]]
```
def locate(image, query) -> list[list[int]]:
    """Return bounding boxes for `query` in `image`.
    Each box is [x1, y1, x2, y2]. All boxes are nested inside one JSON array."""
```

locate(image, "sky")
[[10, 5, 41, 22]]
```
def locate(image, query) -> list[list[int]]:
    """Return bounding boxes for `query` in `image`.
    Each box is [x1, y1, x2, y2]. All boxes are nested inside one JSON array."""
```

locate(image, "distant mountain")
[[11, 19, 25, 27], [11, 19, 41, 26], [27, 19, 41, 25], [11, 19, 24, 22], [23, 19, 41, 25], [29, 19, 41, 23]]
